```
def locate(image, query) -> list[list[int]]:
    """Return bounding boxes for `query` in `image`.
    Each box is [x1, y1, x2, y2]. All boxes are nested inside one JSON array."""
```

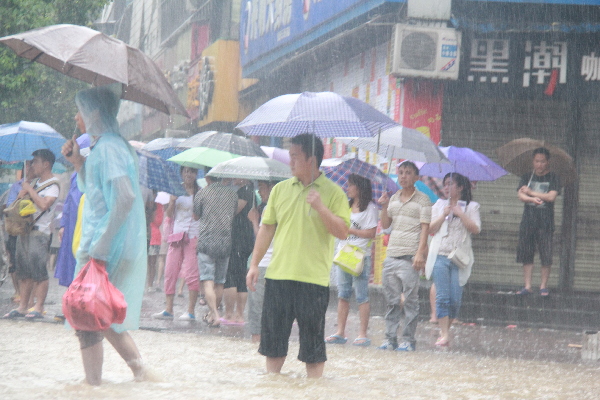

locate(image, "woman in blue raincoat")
[[61, 85, 147, 385]]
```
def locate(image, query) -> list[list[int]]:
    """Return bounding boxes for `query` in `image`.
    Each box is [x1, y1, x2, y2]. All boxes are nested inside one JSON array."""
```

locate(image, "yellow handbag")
[[333, 244, 365, 277]]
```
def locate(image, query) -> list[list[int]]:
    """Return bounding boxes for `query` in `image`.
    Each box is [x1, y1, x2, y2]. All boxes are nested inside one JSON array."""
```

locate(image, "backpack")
[[2, 179, 59, 236]]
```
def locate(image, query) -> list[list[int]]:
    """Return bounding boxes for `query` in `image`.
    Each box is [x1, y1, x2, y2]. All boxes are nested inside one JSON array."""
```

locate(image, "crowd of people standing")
[[2, 91, 563, 382]]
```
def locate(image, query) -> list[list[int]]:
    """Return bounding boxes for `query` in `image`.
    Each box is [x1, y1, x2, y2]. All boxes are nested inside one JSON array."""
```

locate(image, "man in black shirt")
[[516, 147, 560, 296]]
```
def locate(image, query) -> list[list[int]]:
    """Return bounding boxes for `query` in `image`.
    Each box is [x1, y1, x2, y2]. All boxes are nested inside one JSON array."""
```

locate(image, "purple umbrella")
[[321, 158, 397, 204], [418, 146, 508, 181], [260, 146, 290, 165]]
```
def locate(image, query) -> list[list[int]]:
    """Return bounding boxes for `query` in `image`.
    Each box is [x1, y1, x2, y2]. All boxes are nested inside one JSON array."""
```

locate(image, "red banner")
[[401, 79, 443, 145]]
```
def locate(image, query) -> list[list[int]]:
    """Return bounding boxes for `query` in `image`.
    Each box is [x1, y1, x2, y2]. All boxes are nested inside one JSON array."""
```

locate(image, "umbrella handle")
[[65, 126, 80, 157]]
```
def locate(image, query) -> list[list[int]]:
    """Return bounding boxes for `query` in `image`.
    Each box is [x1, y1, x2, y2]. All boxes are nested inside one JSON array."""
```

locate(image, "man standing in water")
[[377, 161, 431, 352], [516, 147, 560, 296], [247, 133, 350, 378]]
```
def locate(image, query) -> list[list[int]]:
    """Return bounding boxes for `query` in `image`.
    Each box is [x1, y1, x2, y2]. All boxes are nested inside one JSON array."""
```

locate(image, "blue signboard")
[[240, 0, 404, 75]]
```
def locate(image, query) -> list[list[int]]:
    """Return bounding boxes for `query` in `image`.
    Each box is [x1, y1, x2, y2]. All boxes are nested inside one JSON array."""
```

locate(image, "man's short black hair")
[[532, 147, 550, 160], [31, 149, 56, 167], [397, 160, 419, 175], [291, 133, 324, 167]]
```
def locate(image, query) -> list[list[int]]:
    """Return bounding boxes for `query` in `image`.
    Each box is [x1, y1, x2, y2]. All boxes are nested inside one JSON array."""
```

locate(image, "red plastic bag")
[[62, 259, 127, 331]]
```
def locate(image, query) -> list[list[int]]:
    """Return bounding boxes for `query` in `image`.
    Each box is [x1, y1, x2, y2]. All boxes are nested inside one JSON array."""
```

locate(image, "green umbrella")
[[167, 147, 241, 169]]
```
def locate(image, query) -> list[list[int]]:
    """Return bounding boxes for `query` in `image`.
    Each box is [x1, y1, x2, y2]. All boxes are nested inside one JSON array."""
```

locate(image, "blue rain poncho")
[[73, 85, 147, 333]]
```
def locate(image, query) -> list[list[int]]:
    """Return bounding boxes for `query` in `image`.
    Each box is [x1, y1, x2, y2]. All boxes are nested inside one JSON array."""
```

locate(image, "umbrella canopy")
[[235, 91, 399, 138], [496, 138, 576, 185], [419, 146, 508, 181], [0, 24, 188, 117], [141, 138, 186, 194], [345, 126, 448, 163], [260, 146, 290, 165], [321, 158, 398, 203], [0, 121, 65, 162], [178, 131, 267, 157], [167, 147, 241, 169], [137, 149, 185, 196], [206, 157, 292, 181], [142, 137, 185, 158]]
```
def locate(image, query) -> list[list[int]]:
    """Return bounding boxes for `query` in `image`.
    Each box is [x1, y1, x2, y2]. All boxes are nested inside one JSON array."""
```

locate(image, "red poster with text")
[[401, 79, 443, 145]]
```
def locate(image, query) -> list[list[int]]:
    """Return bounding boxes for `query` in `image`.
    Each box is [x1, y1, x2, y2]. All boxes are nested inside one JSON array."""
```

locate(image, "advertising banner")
[[240, 0, 404, 72]]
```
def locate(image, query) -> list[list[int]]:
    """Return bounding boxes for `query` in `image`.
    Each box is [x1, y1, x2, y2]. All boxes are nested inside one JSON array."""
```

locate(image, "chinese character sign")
[[523, 40, 567, 93], [581, 52, 600, 81], [468, 39, 510, 83]]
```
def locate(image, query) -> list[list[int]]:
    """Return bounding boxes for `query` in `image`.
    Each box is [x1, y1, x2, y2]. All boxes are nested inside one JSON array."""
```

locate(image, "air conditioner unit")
[[391, 24, 461, 80]]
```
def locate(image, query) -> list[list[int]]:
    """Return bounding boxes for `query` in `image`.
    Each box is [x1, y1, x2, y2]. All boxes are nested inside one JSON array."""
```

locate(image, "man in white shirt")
[[3, 149, 60, 320]]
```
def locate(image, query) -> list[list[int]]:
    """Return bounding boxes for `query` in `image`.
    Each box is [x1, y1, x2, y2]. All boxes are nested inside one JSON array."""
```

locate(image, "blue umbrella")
[[0, 121, 66, 162], [136, 149, 185, 196], [141, 138, 187, 195], [235, 91, 398, 138], [418, 146, 508, 181]]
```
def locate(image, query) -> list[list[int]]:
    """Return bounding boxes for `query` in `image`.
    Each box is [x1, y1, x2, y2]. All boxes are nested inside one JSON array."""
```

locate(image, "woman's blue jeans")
[[432, 255, 463, 319]]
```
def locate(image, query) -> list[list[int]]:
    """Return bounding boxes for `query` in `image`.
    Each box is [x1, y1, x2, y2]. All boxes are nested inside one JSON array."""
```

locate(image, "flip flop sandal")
[[325, 334, 347, 344], [540, 289, 550, 296], [3, 309, 26, 319], [207, 319, 220, 328], [25, 311, 44, 320], [202, 313, 211, 325], [516, 288, 533, 296], [352, 337, 371, 347]]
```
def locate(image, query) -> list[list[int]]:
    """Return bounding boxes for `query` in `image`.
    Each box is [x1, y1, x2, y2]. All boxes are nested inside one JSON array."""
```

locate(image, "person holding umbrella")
[[247, 133, 350, 378], [516, 147, 560, 296], [61, 85, 148, 385]]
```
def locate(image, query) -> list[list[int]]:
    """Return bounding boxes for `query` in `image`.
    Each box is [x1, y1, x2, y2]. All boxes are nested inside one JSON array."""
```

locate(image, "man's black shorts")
[[259, 279, 329, 364], [517, 221, 553, 266]]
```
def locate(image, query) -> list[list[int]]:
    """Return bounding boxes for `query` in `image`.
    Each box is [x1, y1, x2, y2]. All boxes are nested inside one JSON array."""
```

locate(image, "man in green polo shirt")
[[247, 133, 350, 379]]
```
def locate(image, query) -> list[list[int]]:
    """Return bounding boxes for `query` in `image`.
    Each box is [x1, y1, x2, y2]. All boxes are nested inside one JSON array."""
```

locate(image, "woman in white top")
[[426, 173, 481, 347], [153, 166, 201, 321], [325, 174, 378, 347]]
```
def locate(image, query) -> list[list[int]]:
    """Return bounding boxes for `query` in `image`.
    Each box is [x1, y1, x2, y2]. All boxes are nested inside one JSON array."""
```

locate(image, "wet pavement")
[[0, 275, 591, 365]]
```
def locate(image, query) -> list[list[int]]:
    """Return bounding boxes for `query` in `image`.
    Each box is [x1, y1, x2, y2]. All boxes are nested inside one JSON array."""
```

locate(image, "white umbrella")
[[345, 126, 448, 163], [206, 157, 291, 181]]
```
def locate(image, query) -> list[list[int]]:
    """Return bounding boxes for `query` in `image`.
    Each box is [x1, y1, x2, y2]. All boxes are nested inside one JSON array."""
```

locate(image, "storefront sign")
[[240, 0, 404, 72], [187, 40, 241, 126], [452, 32, 600, 100]]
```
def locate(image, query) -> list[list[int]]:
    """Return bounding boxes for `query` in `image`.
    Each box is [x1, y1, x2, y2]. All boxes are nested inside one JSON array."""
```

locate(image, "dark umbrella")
[[496, 138, 576, 185], [178, 131, 267, 157], [0, 24, 188, 117], [321, 158, 398, 204]]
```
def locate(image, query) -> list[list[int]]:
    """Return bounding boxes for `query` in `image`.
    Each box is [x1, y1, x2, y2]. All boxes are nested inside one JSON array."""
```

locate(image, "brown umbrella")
[[0, 24, 189, 117], [496, 138, 576, 185]]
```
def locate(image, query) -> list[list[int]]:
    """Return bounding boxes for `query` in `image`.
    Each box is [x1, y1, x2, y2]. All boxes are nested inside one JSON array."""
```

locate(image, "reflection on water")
[[1, 322, 599, 399]]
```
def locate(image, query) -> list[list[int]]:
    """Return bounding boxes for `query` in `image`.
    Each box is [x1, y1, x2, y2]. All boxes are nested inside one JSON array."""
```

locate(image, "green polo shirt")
[[262, 173, 350, 287]]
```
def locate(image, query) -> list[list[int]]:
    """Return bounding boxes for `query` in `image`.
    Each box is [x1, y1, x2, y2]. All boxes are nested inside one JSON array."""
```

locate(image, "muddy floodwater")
[[1, 322, 600, 400]]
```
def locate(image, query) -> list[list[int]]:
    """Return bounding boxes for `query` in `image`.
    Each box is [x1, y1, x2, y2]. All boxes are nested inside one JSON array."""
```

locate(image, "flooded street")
[[2, 317, 600, 399]]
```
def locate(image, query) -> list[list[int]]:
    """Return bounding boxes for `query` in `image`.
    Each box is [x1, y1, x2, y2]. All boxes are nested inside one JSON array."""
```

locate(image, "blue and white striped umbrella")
[[0, 121, 66, 162], [141, 137, 186, 195], [235, 92, 398, 138]]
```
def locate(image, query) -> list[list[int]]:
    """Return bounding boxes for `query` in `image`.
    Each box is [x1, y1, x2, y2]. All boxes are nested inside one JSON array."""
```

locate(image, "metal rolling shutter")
[[574, 102, 600, 292], [442, 96, 567, 288]]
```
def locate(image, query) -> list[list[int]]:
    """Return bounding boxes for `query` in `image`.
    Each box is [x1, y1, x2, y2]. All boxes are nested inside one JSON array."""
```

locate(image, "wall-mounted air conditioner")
[[391, 24, 461, 80]]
